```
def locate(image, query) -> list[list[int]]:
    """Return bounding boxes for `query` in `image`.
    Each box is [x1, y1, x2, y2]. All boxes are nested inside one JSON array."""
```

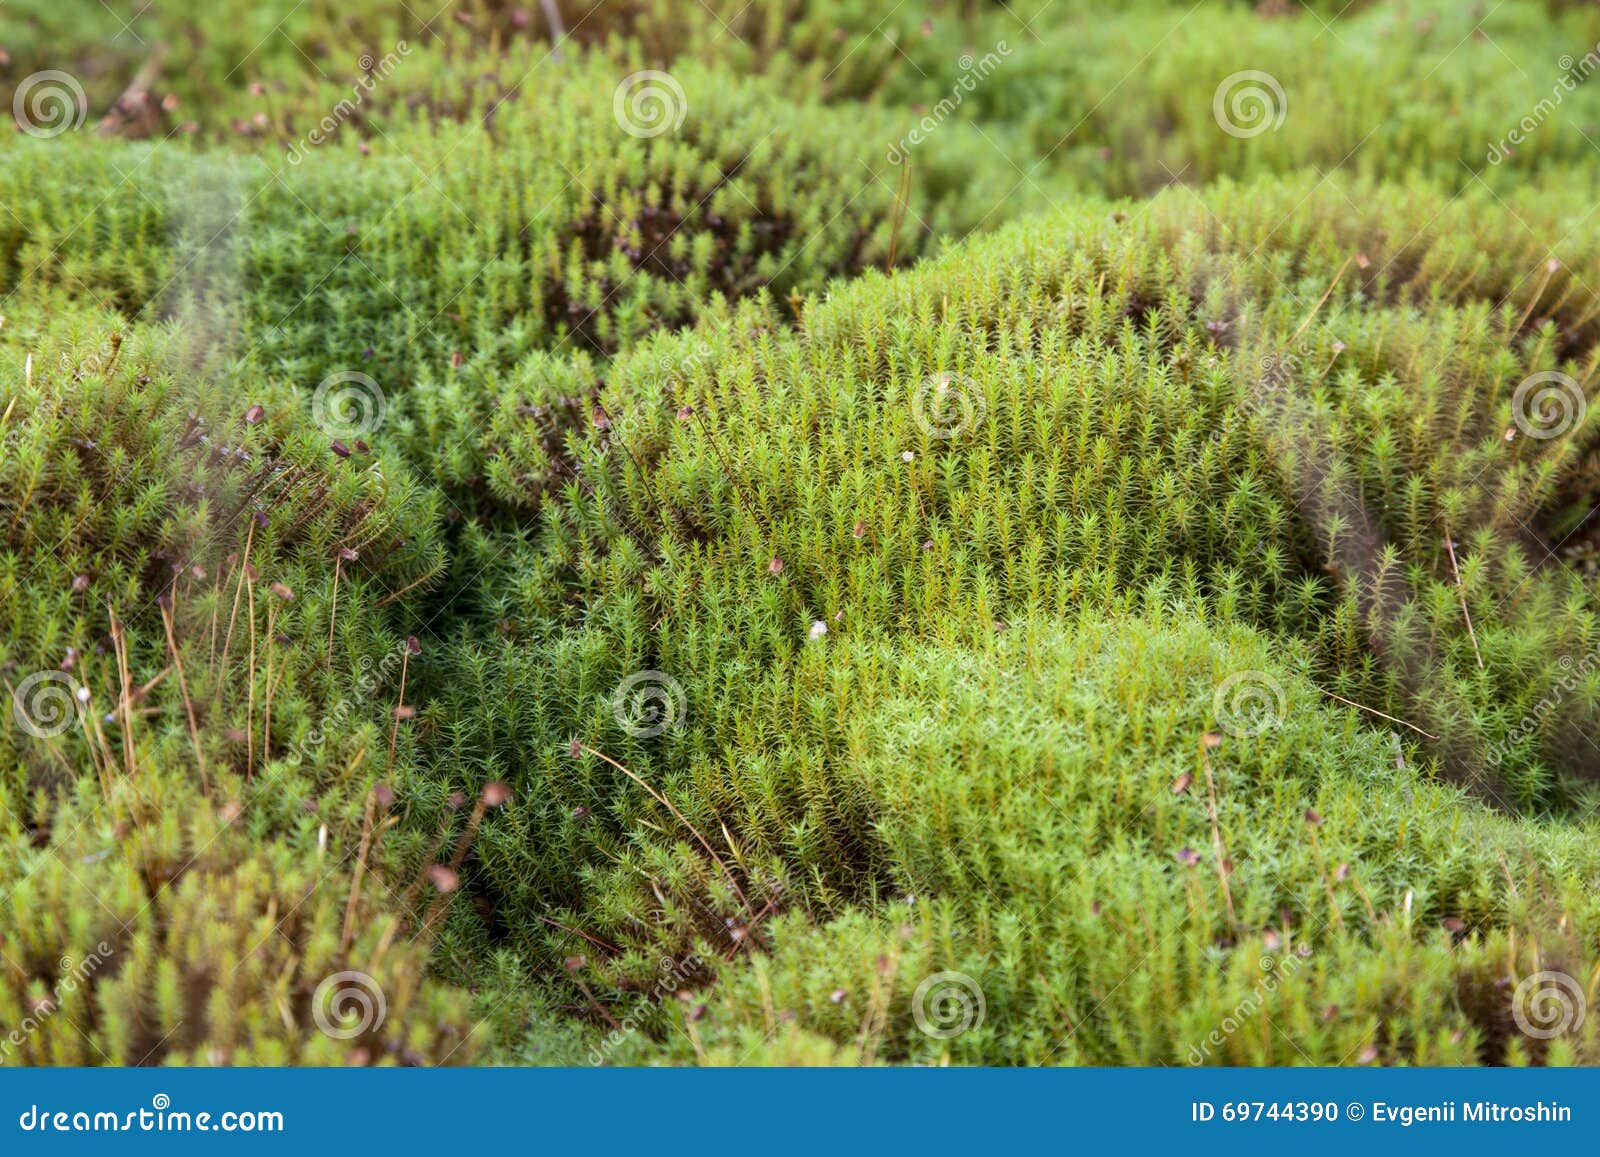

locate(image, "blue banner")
[[1, 1068, 1593, 1154]]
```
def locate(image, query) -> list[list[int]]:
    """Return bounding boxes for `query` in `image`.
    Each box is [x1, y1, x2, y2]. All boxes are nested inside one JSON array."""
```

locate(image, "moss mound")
[[5, 0, 1600, 1069]]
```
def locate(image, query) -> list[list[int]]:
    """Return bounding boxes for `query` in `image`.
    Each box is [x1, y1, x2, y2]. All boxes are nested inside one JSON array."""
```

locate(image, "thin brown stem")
[[1318, 689, 1439, 740], [340, 789, 379, 957], [161, 591, 208, 794], [386, 648, 409, 776], [575, 742, 751, 915], [1442, 518, 1484, 670], [219, 519, 255, 681]]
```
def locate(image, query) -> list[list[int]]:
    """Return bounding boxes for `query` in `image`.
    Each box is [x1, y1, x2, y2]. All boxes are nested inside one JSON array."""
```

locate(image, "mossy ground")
[[3, 0, 1600, 1066]]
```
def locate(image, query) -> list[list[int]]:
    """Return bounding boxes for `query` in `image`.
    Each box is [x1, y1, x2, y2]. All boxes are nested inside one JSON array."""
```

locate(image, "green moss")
[[0, 769, 477, 1066], [7, 0, 1600, 1070]]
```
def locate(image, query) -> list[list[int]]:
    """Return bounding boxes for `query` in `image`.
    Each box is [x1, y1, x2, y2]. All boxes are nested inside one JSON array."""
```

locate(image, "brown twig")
[[386, 641, 412, 776], [1291, 254, 1354, 346], [328, 547, 355, 663], [539, 0, 567, 59], [95, 43, 169, 137], [160, 589, 208, 793], [1318, 689, 1439, 739], [219, 518, 255, 681], [340, 788, 380, 957], [574, 741, 752, 915]]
